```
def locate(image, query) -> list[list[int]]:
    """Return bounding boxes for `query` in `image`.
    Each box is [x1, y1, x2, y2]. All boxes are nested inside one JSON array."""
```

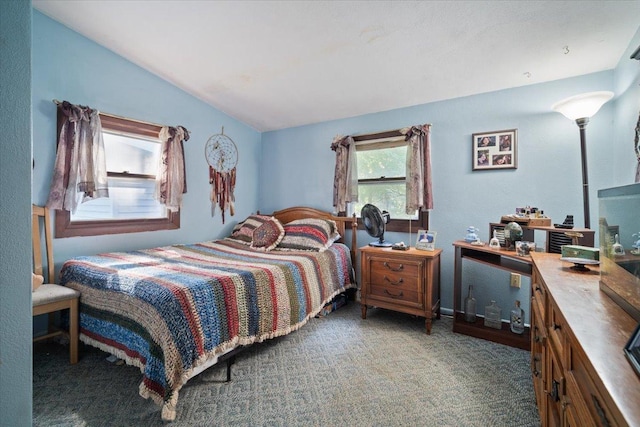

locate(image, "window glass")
[[103, 132, 159, 175], [352, 143, 417, 220], [70, 131, 165, 221]]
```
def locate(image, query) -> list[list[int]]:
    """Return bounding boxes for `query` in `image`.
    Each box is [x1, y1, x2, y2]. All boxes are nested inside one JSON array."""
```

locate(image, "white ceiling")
[[33, 0, 640, 132]]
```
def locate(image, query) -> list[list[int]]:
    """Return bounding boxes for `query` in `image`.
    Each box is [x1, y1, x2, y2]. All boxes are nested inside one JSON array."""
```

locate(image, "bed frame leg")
[[226, 354, 236, 382]]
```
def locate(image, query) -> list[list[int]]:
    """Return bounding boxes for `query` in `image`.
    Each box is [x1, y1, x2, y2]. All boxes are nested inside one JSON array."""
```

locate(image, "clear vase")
[[484, 300, 502, 329], [464, 285, 477, 323], [510, 300, 525, 334]]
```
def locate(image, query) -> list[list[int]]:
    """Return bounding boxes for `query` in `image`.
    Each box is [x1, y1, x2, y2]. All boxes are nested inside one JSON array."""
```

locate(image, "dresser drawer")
[[568, 348, 618, 427], [548, 302, 566, 361], [531, 269, 547, 321]]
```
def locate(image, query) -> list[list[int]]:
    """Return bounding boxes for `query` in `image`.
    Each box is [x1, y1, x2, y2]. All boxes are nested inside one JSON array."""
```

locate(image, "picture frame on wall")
[[416, 229, 437, 251], [472, 129, 518, 171]]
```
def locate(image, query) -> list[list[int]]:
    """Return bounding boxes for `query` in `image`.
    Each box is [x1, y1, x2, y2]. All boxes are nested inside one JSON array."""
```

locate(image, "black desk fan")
[[361, 204, 392, 247]]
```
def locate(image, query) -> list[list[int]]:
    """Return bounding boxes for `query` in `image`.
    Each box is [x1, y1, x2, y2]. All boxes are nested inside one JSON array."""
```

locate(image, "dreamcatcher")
[[205, 127, 238, 223]]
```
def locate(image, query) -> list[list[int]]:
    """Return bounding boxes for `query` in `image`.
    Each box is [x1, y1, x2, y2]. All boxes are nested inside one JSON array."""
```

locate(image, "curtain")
[[635, 110, 639, 183], [331, 135, 358, 212], [46, 101, 109, 213], [403, 124, 433, 214], [156, 126, 189, 212]]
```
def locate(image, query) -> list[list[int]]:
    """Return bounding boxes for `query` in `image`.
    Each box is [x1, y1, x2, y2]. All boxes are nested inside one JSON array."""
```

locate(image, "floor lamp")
[[551, 91, 614, 229]]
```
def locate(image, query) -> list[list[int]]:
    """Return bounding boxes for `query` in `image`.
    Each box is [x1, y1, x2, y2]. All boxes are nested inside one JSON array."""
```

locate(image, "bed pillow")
[[228, 214, 274, 245], [276, 218, 340, 252], [250, 217, 285, 251]]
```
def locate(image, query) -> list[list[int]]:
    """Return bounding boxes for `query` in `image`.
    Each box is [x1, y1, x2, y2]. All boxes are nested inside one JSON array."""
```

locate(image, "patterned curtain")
[[403, 124, 433, 213], [46, 101, 109, 213], [156, 126, 189, 212], [331, 135, 358, 213], [635, 111, 639, 183]]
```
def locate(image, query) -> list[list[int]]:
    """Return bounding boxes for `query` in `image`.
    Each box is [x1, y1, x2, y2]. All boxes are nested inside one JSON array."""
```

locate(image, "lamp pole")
[[552, 91, 613, 231], [576, 117, 590, 229]]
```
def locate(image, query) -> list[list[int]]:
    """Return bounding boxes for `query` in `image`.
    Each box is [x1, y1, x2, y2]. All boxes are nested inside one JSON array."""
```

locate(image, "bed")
[[59, 207, 357, 421]]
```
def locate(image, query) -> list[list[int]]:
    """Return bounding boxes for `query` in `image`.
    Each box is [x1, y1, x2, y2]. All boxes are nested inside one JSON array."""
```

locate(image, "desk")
[[452, 240, 531, 350]]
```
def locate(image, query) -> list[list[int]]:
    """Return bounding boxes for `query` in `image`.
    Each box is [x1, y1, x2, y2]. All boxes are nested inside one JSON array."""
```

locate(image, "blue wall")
[[261, 29, 640, 319], [3, 6, 637, 425], [32, 11, 263, 268], [0, 1, 33, 425]]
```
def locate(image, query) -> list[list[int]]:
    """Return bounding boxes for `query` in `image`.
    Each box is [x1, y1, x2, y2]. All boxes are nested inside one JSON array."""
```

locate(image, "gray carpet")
[[33, 302, 540, 426]]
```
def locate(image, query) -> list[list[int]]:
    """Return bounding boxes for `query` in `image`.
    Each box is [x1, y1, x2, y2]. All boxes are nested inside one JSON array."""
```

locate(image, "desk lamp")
[[551, 91, 614, 228]]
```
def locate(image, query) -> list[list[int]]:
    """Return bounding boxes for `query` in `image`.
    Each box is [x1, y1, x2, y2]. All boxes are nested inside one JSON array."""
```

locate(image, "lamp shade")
[[551, 91, 614, 121]]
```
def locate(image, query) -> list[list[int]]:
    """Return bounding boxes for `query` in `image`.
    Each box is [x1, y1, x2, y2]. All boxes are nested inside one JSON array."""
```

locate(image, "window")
[[350, 130, 428, 233], [55, 113, 180, 237]]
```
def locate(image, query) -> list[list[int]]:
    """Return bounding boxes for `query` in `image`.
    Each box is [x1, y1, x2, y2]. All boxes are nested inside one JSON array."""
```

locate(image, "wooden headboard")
[[270, 206, 358, 263]]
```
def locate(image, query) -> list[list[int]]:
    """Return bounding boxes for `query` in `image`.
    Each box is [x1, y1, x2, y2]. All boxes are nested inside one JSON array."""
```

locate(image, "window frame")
[[54, 112, 180, 238], [348, 129, 428, 234]]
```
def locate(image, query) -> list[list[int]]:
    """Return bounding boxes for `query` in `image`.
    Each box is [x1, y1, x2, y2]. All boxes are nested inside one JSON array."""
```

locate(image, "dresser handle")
[[384, 289, 404, 298], [592, 395, 610, 427], [532, 356, 541, 377], [553, 323, 561, 331], [534, 285, 542, 293], [383, 262, 404, 272], [383, 275, 404, 286], [549, 379, 560, 402]]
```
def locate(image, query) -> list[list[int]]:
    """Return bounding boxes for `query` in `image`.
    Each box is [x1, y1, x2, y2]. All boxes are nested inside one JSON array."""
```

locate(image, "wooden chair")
[[32, 204, 80, 364]]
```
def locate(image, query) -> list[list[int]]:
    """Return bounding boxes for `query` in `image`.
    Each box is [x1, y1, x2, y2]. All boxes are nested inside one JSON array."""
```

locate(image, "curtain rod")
[[352, 124, 432, 142], [52, 99, 169, 130]]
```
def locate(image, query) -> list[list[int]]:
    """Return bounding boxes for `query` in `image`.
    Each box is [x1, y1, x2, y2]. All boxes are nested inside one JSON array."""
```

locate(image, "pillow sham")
[[276, 218, 340, 252], [250, 217, 285, 251], [228, 214, 273, 245]]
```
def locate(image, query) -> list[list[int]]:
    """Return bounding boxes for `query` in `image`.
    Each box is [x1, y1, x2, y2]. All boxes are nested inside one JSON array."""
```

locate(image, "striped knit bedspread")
[[59, 239, 354, 421]]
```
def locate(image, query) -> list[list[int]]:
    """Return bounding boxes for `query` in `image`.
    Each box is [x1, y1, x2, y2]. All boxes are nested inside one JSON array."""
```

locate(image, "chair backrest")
[[32, 205, 55, 283]]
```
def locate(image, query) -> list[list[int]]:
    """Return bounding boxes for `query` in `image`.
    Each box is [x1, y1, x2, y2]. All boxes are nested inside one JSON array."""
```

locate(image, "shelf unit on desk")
[[452, 240, 532, 350], [489, 223, 594, 253]]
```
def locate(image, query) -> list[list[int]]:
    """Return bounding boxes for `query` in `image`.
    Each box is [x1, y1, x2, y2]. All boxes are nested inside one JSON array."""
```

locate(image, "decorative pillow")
[[276, 218, 340, 252], [228, 215, 273, 245], [250, 218, 285, 251]]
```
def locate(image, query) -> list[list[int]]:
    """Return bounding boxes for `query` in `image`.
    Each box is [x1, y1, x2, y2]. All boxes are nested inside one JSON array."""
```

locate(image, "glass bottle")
[[489, 229, 501, 249], [484, 300, 502, 329], [464, 285, 477, 323], [510, 300, 525, 334]]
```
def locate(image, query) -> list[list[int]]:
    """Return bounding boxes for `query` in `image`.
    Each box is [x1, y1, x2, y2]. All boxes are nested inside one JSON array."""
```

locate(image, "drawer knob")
[[384, 289, 404, 298], [383, 262, 404, 272], [553, 323, 561, 331], [383, 275, 404, 286]]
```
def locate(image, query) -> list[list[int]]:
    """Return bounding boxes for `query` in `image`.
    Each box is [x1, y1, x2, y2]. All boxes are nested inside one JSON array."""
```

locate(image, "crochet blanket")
[[60, 239, 354, 420]]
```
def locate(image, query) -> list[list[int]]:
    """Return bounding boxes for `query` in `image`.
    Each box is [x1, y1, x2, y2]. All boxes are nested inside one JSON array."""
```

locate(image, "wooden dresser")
[[359, 246, 441, 334], [530, 252, 640, 426]]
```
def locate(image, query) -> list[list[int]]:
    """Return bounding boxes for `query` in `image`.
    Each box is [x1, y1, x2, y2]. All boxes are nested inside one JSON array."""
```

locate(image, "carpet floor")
[[33, 302, 540, 426]]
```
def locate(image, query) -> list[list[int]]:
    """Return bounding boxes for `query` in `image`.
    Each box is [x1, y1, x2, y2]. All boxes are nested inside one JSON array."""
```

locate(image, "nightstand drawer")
[[370, 258, 420, 277], [369, 266, 420, 292], [369, 285, 422, 307]]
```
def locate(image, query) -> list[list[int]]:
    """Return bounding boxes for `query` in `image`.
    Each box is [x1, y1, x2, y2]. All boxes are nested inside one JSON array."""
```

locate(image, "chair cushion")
[[32, 284, 80, 307]]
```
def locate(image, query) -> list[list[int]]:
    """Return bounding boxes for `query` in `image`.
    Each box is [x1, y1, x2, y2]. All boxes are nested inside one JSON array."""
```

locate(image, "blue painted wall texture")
[[0, 5, 637, 425], [0, 2, 33, 425]]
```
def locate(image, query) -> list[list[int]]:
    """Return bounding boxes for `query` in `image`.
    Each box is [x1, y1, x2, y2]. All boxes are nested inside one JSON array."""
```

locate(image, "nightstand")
[[359, 246, 442, 334]]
